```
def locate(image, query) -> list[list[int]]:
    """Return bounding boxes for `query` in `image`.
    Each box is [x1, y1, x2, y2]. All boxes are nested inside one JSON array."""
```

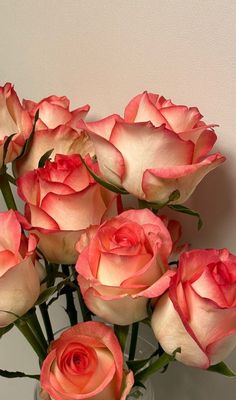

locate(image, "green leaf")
[[2, 134, 16, 166], [36, 277, 69, 305], [127, 347, 158, 373], [168, 204, 203, 230], [80, 155, 128, 194], [134, 348, 181, 383], [0, 368, 39, 380], [36, 286, 58, 305], [38, 148, 54, 168], [114, 325, 129, 353], [208, 362, 236, 377], [0, 323, 14, 338], [138, 190, 180, 211]]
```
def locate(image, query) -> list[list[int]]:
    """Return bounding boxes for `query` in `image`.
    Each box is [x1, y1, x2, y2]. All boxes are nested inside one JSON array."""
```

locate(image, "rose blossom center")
[[112, 227, 138, 248], [72, 351, 89, 371], [60, 343, 98, 375]]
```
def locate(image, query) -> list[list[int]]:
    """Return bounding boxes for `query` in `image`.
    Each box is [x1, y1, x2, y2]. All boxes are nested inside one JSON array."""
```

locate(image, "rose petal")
[[152, 293, 210, 368], [160, 106, 202, 133], [0, 257, 40, 327], [142, 153, 225, 203], [41, 185, 107, 230], [0, 210, 21, 253], [81, 285, 148, 325], [110, 121, 193, 199]]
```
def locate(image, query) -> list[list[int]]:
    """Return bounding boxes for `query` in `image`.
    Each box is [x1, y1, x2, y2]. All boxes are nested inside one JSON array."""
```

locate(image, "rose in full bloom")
[[78, 92, 225, 204], [17, 154, 118, 264], [76, 209, 174, 325], [152, 249, 236, 368], [40, 322, 134, 400], [0, 210, 41, 327], [0, 83, 32, 168], [23, 94, 90, 130]]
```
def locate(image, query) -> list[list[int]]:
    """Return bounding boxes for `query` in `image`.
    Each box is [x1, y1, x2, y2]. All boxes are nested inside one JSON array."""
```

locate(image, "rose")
[[0, 83, 32, 168], [14, 124, 94, 177], [76, 209, 174, 325], [78, 92, 225, 204], [23, 94, 90, 130], [14, 92, 94, 177], [151, 248, 236, 368], [17, 154, 118, 264], [0, 210, 41, 327], [40, 321, 134, 400]]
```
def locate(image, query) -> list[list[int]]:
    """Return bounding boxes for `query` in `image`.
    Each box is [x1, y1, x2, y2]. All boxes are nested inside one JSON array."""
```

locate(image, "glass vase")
[[126, 333, 155, 400], [35, 380, 154, 399]]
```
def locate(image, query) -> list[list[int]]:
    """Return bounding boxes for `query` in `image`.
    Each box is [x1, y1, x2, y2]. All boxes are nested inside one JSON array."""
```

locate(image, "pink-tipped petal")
[[41, 185, 106, 230], [110, 121, 193, 199], [152, 293, 210, 368], [127, 92, 168, 126], [143, 153, 225, 203], [160, 106, 202, 133]]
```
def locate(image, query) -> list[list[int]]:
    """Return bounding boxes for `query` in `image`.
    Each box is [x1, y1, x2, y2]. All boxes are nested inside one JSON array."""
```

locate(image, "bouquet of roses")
[[0, 82, 235, 400]]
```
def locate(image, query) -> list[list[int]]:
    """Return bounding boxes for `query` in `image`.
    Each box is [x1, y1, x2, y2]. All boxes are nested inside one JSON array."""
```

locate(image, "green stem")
[[0, 172, 17, 210], [37, 260, 56, 344], [72, 268, 92, 322], [47, 263, 58, 287], [134, 352, 173, 383], [14, 318, 46, 363], [26, 309, 48, 354], [129, 322, 139, 360], [62, 265, 78, 326], [39, 303, 54, 344], [77, 286, 92, 322], [114, 325, 129, 353], [6, 173, 16, 185]]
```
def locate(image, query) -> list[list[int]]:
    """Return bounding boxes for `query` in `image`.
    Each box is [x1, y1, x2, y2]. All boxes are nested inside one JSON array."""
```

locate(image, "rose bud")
[[17, 154, 118, 264], [40, 322, 134, 400], [78, 92, 225, 204], [0, 210, 41, 327], [152, 249, 236, 368], [76, 209, 174, 325], [0, 83, 32, 168]]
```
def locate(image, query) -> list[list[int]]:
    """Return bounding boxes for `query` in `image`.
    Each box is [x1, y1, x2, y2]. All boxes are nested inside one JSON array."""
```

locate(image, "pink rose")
[[76, 209, 174, 325], [79, 92, 225, 204], [17, 154, 118, 264], [0, 83, 32, 168], [23, 94, 89, 130], [0, 210, 41, 327], [152, 249, 236, 368], [14, 125, 94, 177], [40, 322, 134, 400]]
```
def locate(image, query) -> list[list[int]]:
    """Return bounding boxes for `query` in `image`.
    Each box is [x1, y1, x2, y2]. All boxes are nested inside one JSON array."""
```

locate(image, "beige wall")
[[0, 0, 236, 398]]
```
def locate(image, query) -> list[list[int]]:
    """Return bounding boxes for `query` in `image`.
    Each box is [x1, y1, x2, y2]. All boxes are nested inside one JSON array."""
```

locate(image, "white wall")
[[0, 0, 236, 398]]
